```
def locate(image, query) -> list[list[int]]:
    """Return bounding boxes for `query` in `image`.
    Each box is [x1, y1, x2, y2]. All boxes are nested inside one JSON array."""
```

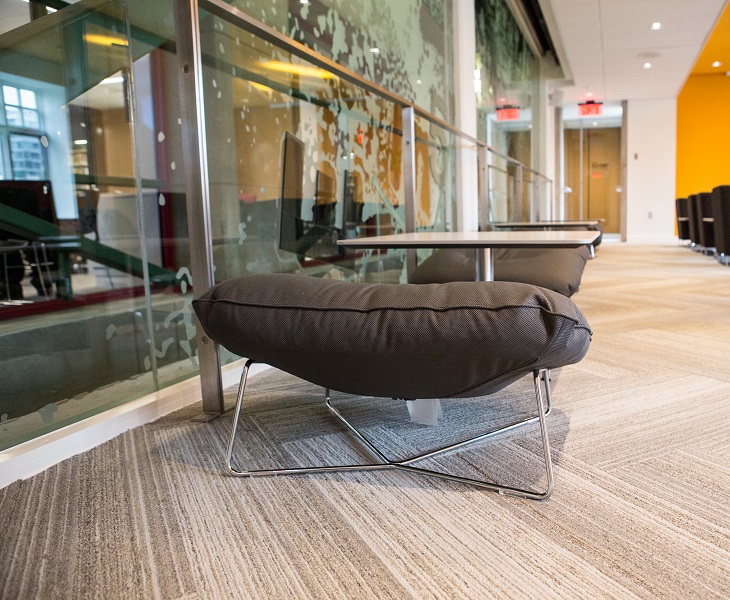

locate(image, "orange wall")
[[676, 73, 730, 198]]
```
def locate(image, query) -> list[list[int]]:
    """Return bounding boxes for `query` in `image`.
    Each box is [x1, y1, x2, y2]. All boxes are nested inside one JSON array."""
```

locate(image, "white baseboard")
[[0, 360, 270, 489]]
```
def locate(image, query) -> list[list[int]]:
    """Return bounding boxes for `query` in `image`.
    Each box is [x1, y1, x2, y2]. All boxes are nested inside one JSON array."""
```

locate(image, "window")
[[0, 84, 47, 180], [3, 85, 40, 129], [9, 134, 46, 180]]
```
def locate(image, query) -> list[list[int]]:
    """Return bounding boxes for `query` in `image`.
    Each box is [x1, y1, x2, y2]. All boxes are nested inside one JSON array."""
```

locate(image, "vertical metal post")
[[123, 3, 159, 390], [620, 100, 628, 241], [515, 163, 524, 221], [174, 0, 224, 418], [402, 106, 417, 274], [545, 174, 552, 222], [554, 106, 562, 221], [477, 144, 489, 229], [578, 125, 584, 220], [585, 128, 591, 220], [475, 248, 493, 282], [529, 172, 536, 222]]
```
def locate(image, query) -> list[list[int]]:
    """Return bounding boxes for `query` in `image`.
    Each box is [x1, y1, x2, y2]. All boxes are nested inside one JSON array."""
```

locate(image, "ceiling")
[[692, 1, 730, 75], [538, 0, 729, 104]]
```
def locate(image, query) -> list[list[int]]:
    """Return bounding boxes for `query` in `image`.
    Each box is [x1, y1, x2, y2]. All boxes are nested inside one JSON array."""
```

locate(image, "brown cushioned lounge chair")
[[193, 273, 592, 500], [408, 247, 591, 297]]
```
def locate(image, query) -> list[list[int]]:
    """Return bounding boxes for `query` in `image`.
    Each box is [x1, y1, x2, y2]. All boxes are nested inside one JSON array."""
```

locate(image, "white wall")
[[625, 98, 677, 244]]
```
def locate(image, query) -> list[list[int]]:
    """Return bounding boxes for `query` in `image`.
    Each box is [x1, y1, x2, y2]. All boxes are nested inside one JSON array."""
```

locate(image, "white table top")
[[337, 230, 600, 249], [493, 220, 602, 228]]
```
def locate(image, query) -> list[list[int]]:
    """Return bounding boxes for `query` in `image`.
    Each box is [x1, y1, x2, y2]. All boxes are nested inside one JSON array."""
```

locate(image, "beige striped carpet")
[[1, 243, 730, 599]]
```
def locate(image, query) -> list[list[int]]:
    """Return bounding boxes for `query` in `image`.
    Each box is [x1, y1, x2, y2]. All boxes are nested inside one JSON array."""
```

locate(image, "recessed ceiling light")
[[586, 92, 593, 98], [712, 61, 722, 68], [592, 121, 598, 127], [650, 22, 662, 31], [643, 62, 652, 69]]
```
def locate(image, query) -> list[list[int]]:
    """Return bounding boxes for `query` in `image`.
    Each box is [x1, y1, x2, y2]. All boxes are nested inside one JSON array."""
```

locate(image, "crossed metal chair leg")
[[225, 359, 555, 500]]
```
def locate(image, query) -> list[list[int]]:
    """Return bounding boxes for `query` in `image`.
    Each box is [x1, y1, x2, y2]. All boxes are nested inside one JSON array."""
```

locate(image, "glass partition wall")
[[195, 3, 470, 371], [482, 148, 552, 225], [200, 9, 409, 293], [0, 0, 549, 450], [0, 0, 196, 450]]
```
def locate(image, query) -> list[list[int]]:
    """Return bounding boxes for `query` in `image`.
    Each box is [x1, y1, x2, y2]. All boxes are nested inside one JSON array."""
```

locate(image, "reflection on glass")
[[198, 9, 412, 366], [19, 88, 37, 109], [414, 114, 459, 235], [225, 0, 453, 121], [9, 135, 46, 179], [488, 154, 509, 223], [0, 0, 198, 450], [475, 0, 538, 157], [5, 105, 22, 127], [22, 109, 40, 129], [3, 85, 20, 107]]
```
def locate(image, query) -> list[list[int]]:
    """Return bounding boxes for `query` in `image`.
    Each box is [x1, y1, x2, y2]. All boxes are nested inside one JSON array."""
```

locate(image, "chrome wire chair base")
[[225, 360, 555, 500]]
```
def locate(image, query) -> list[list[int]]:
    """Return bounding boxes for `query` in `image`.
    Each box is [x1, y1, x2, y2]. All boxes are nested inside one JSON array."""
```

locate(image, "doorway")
[[563, 125, 622, 234]]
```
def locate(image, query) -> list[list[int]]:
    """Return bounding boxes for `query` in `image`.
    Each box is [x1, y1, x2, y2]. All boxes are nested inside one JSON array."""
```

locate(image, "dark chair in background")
[[675, 198, 690, 241], [697, 192, 715, 253], [711, 186, 730, 265], [687, 194, 702, 249]]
